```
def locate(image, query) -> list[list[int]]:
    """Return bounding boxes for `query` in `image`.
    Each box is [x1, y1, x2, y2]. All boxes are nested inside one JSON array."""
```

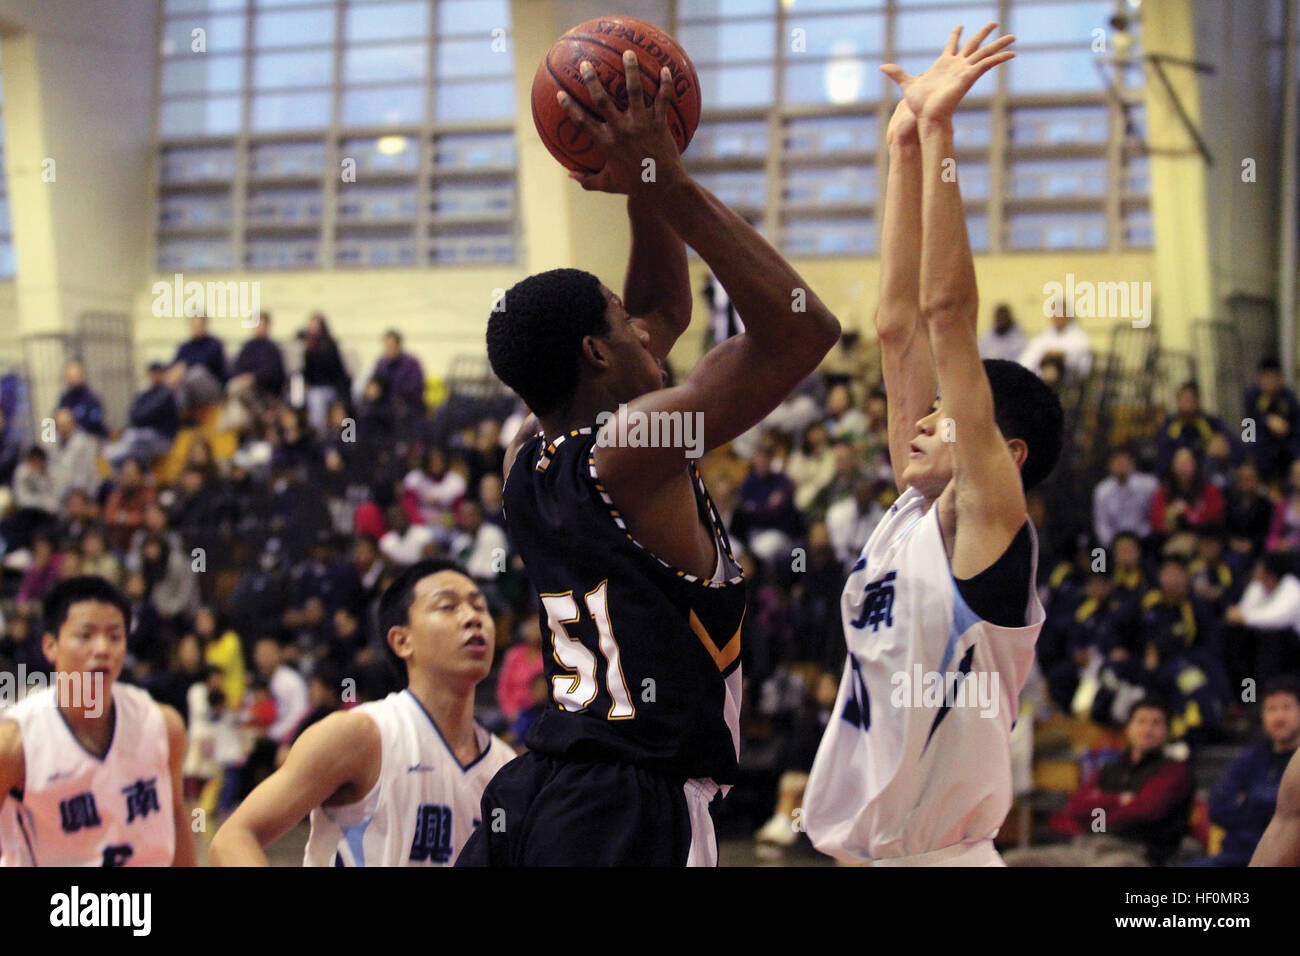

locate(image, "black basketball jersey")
[[503, 426, 746, 784]]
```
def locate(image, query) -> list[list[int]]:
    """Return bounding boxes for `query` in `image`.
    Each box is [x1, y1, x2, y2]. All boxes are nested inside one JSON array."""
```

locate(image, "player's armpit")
[[0, 720, 23, 814], [504, 413, 541, 479], [160, 705, 197, 867], [209, 711, 381, 866], [1251, 748, 1300, 866]]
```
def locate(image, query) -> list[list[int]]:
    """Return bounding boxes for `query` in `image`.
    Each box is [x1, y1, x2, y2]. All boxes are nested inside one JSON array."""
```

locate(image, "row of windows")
[[156, 132, 516, 269], [677, 0, 1150, 254]]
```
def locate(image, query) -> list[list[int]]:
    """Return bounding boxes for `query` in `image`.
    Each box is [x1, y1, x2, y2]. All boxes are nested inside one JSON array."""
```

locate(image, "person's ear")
[[42, 632, 57, 668], [1007, 437, 1029, 470], [582, 335, 611, 371]]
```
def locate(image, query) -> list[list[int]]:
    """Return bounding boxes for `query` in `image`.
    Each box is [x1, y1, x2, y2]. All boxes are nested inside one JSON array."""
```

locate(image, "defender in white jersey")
[[210, 559, 514, 866], [0, 576, 195, 866], [803, 24, 1064, 866]]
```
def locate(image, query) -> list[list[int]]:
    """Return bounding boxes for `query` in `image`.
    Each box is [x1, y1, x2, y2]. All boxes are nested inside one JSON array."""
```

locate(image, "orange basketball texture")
[[531, 16, 702, 174]]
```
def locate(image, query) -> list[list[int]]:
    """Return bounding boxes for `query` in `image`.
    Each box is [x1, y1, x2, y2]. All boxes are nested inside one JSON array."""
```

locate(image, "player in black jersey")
[[457, 52, 841, 866]]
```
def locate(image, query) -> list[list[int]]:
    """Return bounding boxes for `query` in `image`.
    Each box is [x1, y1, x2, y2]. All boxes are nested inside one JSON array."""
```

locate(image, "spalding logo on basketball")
[[531, 16, 703, 175]]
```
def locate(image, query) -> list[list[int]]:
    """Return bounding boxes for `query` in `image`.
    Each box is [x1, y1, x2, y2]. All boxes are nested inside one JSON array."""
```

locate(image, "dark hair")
[[1262, 551, 1292, 581], [981, 359, 1065, 492], [1178, 380, 1200, 397], [376, 557, 473, 685], [1260, 357, 1281, 373], [43, 575, 131, 637], [1128, 695, 1170, 723], [486, 268, 609, 417], [1263, 675, 1300, 706]]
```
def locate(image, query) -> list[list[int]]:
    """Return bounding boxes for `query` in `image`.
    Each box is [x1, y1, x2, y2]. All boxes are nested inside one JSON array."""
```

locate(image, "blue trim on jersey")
[[938, 577, 983, 677], [342, 819, 370, 867], [401, 690, 490, 773]]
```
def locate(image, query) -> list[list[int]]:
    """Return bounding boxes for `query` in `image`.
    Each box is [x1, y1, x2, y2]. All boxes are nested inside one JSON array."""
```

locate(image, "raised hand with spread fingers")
[[880, 22, 1015, 123]]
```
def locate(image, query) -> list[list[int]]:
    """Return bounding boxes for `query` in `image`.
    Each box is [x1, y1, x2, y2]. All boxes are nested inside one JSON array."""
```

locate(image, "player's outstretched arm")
[[0, 720, 22, 818], [209, 710, 380, 866], [559, 52, 841, 490], [160, 705, 197, 867], [877, 100, 935, 493], [884, 24, 1024, 578], [623, 196, 692, 362], [1251, 747, 1300, 866]]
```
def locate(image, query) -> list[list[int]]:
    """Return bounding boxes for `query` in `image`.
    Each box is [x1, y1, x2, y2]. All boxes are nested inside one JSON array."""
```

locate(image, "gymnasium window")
[[673, 0, 1152, 256], [155, 0, 519, 271]]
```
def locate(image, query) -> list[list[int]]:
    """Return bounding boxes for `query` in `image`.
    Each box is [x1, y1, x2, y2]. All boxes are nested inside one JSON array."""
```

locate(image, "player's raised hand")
[[880, 23, 1014, 123], [556, 50, 686, 196], [885, 98, 919, 148]]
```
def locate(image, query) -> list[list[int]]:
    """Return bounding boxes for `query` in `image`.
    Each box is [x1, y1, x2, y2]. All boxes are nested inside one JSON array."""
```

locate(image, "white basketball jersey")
[[303, 690, 515, 867], [804, 486, 1044, 863], [0, 683, 175, 867]]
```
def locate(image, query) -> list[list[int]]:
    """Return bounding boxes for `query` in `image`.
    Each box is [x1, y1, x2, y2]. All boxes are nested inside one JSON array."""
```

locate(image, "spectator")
[[4, 448, 58, 552], [1203, 432, 1239, 491], [1196, 677, 1300, 866], [300, 313, 350, 436], [15, 535, 63, 617], [1155, 381, 1230, 476], [170, 313, 228, 410], [824, 383, 867, 443], [378, 503, 436, 568], [1225, 459, 1273, 559], [464, 419, 505, 495], [1093, 446, 1159, 547], [278, 663, 343, 767], [196, 605, 246, 716], [240, 637, 310, 795], [103, 458, 156, 552], [1008, 699, 1193, 866], [1018, 308, 1093, 380], [403, 447, 466, 531], [786, 422, 837, 513], [978, 303, 1027, 363], [106, 361, 180, 467], [496, 617, 545, 726], [450, 499, 508, 584], [56, 358, 107, 438], [1266, 458, 1300, 555], [0, 407, 24, 486], [49, 407, 101, 504], [1225, 551, 1300, 683], [1243, 357, 1300, 484], [479, 472, 505, 528], [734, 445, 802, 564], [1188, 526, 1238, 616], [371, 329, 425, 419], [825, 475, 885, 567], [233, 311, 287, 398], [78, 528, 122, 587], [1150, 447, 1225, 545]]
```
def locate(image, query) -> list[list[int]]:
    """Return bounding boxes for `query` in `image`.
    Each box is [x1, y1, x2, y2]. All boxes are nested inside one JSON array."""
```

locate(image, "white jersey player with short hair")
[[803, 485, 1044, 865], [304, 689, 513, 867], [0, 683, 175, 867]]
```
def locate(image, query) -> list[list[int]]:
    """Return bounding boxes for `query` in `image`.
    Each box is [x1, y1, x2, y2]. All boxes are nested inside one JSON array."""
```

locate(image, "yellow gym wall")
[[0, 0, 1244, 409]]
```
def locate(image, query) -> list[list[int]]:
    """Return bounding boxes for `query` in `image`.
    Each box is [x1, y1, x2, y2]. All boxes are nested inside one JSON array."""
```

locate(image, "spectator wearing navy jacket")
[[56, 358, 107, 438], [1195, 678, 1300, 866]]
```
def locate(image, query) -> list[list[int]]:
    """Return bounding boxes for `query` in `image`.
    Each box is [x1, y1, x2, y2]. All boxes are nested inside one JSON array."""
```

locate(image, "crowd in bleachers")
[[0, 299, 1296, 865]]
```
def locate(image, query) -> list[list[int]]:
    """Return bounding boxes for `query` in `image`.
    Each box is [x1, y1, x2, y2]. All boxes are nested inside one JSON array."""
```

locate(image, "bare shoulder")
[[299, 709, 382, 756], [158, 703, 185, 738], [0, 719, 24, 792]]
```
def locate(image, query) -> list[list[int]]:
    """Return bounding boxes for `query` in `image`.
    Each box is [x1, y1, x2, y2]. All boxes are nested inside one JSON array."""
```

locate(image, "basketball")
[[531, 16, 702, 175]]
